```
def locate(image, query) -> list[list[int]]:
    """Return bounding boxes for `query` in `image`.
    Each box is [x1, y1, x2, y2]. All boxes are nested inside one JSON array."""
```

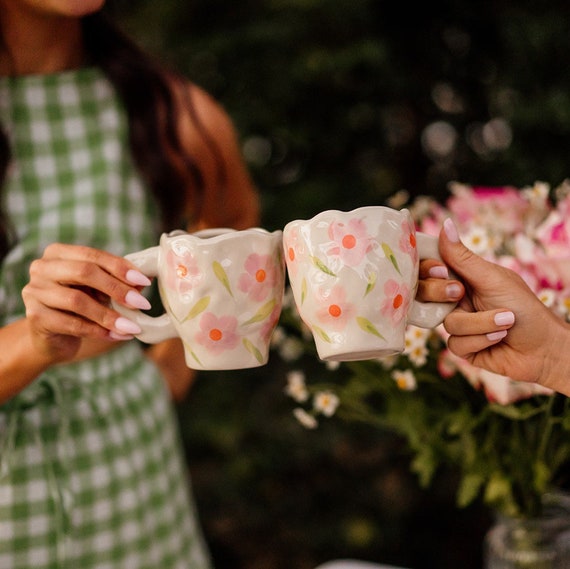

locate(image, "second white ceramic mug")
[[283, 206, 456, 361]]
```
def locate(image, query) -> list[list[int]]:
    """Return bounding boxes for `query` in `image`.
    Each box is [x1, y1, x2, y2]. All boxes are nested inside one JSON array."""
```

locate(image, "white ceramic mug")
[[113, 228, 286, 370], [283, 206, 456, 361]]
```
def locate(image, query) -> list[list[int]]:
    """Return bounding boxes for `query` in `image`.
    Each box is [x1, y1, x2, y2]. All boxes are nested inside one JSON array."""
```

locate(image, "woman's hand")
[[21, 243, 153, 365], [438, 218, 570, 396]]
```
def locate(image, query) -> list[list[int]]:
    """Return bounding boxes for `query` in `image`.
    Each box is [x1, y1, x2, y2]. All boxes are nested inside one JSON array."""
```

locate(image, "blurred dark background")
[[114, 1, 570, 568]]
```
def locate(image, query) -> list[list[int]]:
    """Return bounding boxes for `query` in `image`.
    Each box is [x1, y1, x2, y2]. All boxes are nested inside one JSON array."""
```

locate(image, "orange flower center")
[[209, 328, 223, 341], [342, 234, 357, 249], [409, 233, 416, 248], [176, 264, 188, 278], [328, 304, 342, 318], [288, 247, 295, 262], [255, 269, 267, 283], [393, 294, 403, 309]]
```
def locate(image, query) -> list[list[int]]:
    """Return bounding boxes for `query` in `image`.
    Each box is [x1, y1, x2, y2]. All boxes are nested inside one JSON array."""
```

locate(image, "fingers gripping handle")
[[111, 246, 178, 344], [407, 232, 458, 329]]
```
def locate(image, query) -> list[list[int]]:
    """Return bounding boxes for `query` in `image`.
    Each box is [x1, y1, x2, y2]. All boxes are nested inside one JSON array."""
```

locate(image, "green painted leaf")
[[356, 316, 385, 339], [183, 342, 203, 367], [243, 338, 264, 363], [311, 324, 332, 343], [310, 255, 336, 277], [301, 277, 307, 305], [183, 296, 210, 322], [382, 242, 401, 275], [364, 271, 377, 296], [213, 261, 233, 297], [242, 299, 276, 326]]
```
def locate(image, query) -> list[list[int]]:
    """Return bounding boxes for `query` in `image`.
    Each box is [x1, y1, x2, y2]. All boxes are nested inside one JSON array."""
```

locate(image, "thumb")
[[438, 218, 491, 287]]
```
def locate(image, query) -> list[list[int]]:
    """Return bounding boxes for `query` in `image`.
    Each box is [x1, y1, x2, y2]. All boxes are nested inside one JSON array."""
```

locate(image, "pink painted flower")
[[315, 285, 357, 331], [326, 218, 373, 267], [380, 279, 411, 325], [398, 218, 418, 264], [238, 253, 281, 302], [165, 248, 202, 294], [283, 227, 305, 277], [195, 312, 239, 354]]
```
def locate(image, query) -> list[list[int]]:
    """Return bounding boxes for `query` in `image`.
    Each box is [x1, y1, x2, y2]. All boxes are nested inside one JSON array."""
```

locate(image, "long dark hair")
[[0, 9, 221, 260]]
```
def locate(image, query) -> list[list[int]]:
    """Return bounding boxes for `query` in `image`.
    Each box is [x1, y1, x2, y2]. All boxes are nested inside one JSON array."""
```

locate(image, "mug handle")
[[407, 232, 458, 329], [110, 246, 178, 344]]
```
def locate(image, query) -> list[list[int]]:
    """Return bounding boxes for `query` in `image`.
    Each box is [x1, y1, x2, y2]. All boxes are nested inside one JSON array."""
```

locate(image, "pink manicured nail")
[[494, 311, 515, 326], [428, 266, 449, 279], [443, 218, 460, 243], [486, 330, 507, 342], [126, 269, 152, 287], [445, 283, 463, 300], [109, 331, 135, 341], [115, 317, 142, 335], [125, 290, 151, 310]]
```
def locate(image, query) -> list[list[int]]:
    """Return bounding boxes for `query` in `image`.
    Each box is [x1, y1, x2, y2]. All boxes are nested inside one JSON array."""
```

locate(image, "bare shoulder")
[[169, 76, 238, 152], [166, 74, 260, 230]]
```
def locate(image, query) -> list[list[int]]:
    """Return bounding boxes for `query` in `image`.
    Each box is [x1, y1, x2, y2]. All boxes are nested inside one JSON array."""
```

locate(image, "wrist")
[[0, 320, 56, 404], [540, 317, 570, 397]]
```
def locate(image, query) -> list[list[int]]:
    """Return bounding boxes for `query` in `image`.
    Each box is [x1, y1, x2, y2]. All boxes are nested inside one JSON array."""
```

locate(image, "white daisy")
[[391, 369, 417, 391], [293, 408, 318, 429], [313, 391, 340, 417]]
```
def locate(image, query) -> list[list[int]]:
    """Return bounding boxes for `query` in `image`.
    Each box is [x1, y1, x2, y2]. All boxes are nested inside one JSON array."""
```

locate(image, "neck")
[[0, 7, 85, 76]]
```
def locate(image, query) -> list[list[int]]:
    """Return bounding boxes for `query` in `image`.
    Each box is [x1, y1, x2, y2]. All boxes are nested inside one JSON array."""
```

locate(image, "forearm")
[[144, 338, 197, 402], [0, 319, 54, 404], [0, 319, 122, 404]]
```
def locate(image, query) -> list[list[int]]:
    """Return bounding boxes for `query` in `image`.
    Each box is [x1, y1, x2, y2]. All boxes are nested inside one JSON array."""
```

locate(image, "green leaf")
[[533, 460, 551, 493], [312, 324, 332, 343], [242, 299, 276, 325], [243, 338, 264, 363], [356, 316, 385, 339], [381, 242, 401, 275], [183, 342, 203, 367], [301, 277, 307, 305], [183, 296, 210, 322], [484, 473, 514, 511], [310, 255, 336, 276], [410, 449, 437, 487], [213, 261, 233, 297], [457, 472, 485, 508], [364, 271, 377, 296]]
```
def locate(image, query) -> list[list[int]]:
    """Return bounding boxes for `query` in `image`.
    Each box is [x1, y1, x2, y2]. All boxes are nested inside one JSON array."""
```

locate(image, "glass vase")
[[484, 492, 570, 569]]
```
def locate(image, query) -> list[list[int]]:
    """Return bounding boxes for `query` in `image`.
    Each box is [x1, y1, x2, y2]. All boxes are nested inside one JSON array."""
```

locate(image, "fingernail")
[[486, 330, 507, 342], [109, 331, 135, 341], [445, 283, 463, 300], [125, 290, 152, 310], [126, 269, 152, 287], [429, 266, 449, 279], [443, 218, 460, 243], [494, 311, 515, 326], [115, 316, 142, 335]]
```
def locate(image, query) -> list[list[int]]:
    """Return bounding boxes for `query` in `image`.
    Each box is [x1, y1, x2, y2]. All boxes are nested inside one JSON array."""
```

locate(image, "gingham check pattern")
[[0, 69, 211, 569]]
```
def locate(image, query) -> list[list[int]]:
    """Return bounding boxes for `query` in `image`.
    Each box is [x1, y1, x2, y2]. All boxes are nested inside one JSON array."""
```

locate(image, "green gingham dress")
[[0, 68, 211, 569]]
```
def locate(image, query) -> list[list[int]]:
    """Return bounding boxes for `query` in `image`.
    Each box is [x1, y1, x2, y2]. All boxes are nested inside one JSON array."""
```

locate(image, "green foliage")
[[301, 345, 570, 520]]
